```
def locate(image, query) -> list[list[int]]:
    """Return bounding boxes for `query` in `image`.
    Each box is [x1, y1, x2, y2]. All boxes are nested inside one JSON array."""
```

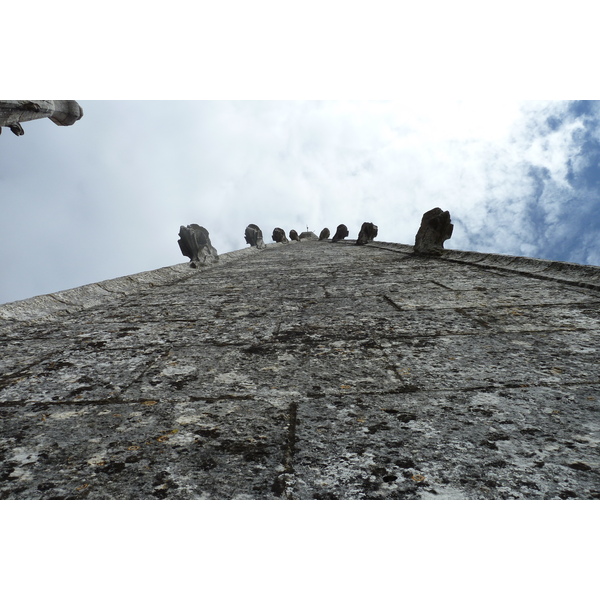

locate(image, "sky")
[[1, 99, 600, 304]]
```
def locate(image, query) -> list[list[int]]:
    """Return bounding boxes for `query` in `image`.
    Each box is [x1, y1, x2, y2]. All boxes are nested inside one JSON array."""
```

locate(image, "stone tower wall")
[[1, 241, 599, 499]]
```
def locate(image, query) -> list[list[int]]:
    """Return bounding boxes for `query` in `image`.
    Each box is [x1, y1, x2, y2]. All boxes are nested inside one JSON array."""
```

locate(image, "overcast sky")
[[1, 99, 599, 304]]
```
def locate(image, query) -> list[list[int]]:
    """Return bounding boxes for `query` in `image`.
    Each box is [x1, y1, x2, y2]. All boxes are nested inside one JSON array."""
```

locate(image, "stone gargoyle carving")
[[331, 224, 349, 242], [414, 208, 454, 255], [299, 231, 319, 241], [272, 228, 289, 243], [289, 230, 300, 241], [178, 224, 218, 268], [319, 228, 330, 241], [356, 222, 378, 245], [0, 101, 83, 136], [245, 224, 265, 249]]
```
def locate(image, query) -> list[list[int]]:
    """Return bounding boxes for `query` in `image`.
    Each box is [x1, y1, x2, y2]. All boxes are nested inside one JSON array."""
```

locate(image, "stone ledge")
[[439, 248, 600, 290], [364, 241, 600, 288]]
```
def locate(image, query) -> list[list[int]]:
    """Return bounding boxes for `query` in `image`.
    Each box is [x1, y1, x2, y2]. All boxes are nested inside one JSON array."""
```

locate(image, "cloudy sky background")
[[1, 99, 600, 304]]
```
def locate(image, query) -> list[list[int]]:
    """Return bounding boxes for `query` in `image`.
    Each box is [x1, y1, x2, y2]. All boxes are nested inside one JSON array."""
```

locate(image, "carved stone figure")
[[178, 224, 218, 268], [356, 222, 378, 245], [272, 228, 289, 243], [245, 224, 265, 249], [414, 208, 454, 255], [299, 231, 319, 241], [0, 101, 83, 136], [289, 230, 300, 242], [319, 228, 330, 241], [331, 224, 349, 242]]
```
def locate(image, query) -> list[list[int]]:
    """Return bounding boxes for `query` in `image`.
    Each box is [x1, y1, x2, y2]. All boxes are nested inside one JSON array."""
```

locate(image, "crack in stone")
[[383, 295, 402, 311], [442, 257, 600, 293], [272, 401, 298, 499], [454, 307, 491, 328]]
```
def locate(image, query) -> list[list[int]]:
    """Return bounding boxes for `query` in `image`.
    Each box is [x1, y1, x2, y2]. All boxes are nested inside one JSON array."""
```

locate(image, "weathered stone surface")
[[319, 228, 330, 241], [414, 207, 454, 255], [299, 231, 319, 241], [244, 224, 265, 249], [356, 222, 378, 245], [0, 101, 83, 136], [178, 224, 218, 267], [331, 224, 349, 242], [1, 241, 599, 499], [289, 230, 300, 242], [272, 228, 288, 243]]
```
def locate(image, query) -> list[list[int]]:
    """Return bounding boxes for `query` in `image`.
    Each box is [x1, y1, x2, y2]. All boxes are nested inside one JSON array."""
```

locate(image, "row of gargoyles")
[[179, 208, 453, 266], [265, 208, 453, 255], [248, 223, 379, 247]]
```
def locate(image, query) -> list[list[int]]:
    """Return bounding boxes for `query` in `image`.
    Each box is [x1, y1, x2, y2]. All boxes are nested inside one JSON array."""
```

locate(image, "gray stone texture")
[[299, 231, 319, 241], [1, 241, 599, 499]]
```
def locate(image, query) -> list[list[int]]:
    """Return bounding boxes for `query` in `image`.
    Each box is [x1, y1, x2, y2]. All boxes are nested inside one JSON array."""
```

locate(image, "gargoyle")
[[414, 208, 453, 255], [0, 100, 83, 136], [178, 224, 218, 267], [289, 230, 300, 241], [272, 228, 289, 243], [331, 224, 349, 242], [356, 222, 378, 245], [319, 228, 330, 241], [245, 224, 266, 249]]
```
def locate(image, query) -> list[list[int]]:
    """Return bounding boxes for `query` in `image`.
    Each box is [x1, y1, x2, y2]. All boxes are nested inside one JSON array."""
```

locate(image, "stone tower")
[[1, 240, 599, 499]]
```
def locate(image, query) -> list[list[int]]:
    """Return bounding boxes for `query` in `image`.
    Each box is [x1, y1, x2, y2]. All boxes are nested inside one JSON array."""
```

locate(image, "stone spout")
[[0, 100, 83, 136]]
